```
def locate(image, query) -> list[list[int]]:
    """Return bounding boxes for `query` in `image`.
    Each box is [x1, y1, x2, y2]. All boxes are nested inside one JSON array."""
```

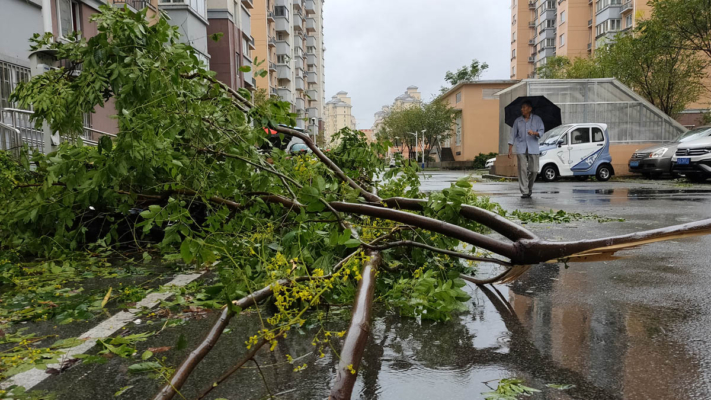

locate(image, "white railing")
[[1, 108, 117, 153]]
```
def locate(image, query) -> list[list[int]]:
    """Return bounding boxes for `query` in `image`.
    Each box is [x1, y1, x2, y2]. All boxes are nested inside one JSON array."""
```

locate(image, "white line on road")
[[0, 273, 204, 391]]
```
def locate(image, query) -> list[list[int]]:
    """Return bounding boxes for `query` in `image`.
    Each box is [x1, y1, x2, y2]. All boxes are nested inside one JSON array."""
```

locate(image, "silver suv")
[[672, 133, 711, 182]]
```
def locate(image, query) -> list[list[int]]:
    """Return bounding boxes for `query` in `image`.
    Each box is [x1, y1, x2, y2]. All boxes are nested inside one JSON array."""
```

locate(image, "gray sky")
[[323, 0, 510, 129]]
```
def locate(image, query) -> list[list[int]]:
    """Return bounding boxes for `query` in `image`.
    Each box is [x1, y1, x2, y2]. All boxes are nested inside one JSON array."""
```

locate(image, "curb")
[[482, 174, 518, 181]]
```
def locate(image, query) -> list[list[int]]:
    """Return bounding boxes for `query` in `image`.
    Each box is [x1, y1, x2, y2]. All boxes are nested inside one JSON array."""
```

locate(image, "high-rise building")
[[159, 0, 210, 66], [510, 0, 652, 80], [324, 91, 356, 145], [206, 0, 257, 91], [249, 0, 325, 138]]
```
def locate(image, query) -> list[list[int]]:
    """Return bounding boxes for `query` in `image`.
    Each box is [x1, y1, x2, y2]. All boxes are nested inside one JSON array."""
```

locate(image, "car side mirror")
[[557, 140, 563, 148]]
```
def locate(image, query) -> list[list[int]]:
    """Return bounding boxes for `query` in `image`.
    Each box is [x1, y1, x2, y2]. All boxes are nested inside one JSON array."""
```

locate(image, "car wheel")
[[596, 164, 612, 182], [541, 165, 558, 182], [687, 174, 709, 183]]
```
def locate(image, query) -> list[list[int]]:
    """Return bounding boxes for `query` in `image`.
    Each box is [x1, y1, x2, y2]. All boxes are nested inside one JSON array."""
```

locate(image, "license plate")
[[677, 158, 691, 165], [630, 161, 640, 167]]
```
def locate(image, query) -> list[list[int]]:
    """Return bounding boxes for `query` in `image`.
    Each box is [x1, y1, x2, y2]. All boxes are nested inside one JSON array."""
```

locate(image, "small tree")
[[440, 59, 489, 93], [378, 100, 457, 157], [648, 0, 711, 59]]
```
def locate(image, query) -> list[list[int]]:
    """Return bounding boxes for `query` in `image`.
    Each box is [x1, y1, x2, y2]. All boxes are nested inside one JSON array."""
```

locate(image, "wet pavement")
[[9, 173, 711, 399]]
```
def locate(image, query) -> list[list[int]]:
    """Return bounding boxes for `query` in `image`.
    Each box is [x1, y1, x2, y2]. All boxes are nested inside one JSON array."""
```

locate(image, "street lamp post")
[[420, 129, 427, 167]]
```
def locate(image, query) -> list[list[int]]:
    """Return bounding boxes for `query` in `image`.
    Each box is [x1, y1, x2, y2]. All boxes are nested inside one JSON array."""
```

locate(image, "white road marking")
[[1, 273, 204, 390]]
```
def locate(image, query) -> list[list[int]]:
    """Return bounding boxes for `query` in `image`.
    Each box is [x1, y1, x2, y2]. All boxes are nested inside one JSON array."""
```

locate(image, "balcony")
[[587, 42, 592, 51], [588, 19, 593, 27], [306, 89, 317, 99], [528, 21, 535, 28], [267, 11, 275, 22], [248, 36, 256, 50], [294, 38, 303, 51], [269, 62, 277, 71], [528, 56, 535, 63], [528, 39, 535, 45], [295, 77, 305, 91], [295, 57, 303, 69], [268, 35, 276, 47], [277, 87, 292, 103], [306, 53, 317, 65], [241, 0, 253, 9], [305, 0, 315, 14], [276, 15, 290, 32], [306, 35, 317, 48], [296, 97, 305, 110], [293, 13, 303, 30], [276, 41, 291, 56], [306, 17, 316, 33], [528, 1, 535, 9], [270, 87, 278, 96], [306, 70, 317, 83], [113, 0, 155, 10], [621, 1, 633, 13], [307, 107, 319, 119], [277, 64, 292, 80]]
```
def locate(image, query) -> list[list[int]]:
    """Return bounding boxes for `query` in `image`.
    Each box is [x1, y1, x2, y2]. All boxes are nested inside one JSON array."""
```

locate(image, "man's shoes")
[[521, 194, 531, 198]]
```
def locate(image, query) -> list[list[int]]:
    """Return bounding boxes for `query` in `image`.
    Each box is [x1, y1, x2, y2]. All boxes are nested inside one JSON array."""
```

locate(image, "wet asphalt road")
[[17, 173, 711, 399]]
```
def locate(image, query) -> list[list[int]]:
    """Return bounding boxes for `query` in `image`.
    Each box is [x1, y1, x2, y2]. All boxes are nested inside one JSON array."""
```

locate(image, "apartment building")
[[205, 0, 256, 91], [159, 0, 210, 66], [249, 0, 325, 138], [511, 0, 653, 80], [323, 91, 356, 145], [1, 0, 160, 153]]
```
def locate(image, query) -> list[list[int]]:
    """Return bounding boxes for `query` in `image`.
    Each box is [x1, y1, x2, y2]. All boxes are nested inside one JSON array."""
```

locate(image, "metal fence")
[[1, 108, 44, 153]]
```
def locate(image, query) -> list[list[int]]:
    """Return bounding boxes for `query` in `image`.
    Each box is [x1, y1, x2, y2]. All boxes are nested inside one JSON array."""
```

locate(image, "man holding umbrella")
[[508, 101, 544, 198]]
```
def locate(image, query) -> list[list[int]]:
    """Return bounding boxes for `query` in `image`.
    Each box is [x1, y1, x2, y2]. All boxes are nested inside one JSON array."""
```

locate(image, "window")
[[559, 133, 569, 146], [512, 31, 517, 42], [626, 15, 633, 29], [455, 115, 462, 146], [274, 5, 289, 18], [571, 128, 591, 144], [592, 127, 604, 142], [560, 34, 565, 47], [560, 10, 566, 24], [512, 14, 517, 25], [277, 55, 288, 64], [159, 0, 207, 18], [277, 32, 286, 40], [455, 92, 462, 103], [57, 0, 81, 38], [512, 49, 516, 59], [596, 19, 621, 36], [306, 46, 316, 54], [545, 38, 556, 47], [512, 65, 516, 76], [596, 0, 621, 13]]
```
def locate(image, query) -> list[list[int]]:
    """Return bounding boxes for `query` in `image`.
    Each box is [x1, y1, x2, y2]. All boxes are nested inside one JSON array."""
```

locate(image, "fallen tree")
[[2, 6, 710, 399]]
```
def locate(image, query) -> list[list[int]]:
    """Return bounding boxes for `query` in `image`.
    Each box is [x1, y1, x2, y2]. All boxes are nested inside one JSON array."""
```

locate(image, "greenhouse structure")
[[495, 79, 687, 155]]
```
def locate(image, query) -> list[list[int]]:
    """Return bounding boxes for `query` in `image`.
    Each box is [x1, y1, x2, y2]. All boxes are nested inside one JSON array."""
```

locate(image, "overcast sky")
[[323, 0, 510, 129]]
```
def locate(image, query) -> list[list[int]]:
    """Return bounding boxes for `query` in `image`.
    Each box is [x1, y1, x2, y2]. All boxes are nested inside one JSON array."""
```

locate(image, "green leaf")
[[180, 239, 194, 264], [546, 383, 575, 390], [141, 350, 153, 360], [343, 239, 361, 248], [210, 32, 224, 42], [127, 362, 161, 373], [175, 333, 188, 350], [114, 385, 134, 397], [239, 65, 251, 73], [101, 287, 112, 308]]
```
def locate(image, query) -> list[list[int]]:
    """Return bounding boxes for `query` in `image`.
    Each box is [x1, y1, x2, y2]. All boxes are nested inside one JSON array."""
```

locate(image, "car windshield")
[[540, 125, 572, 145], [291, 144, 310, 153], [675, 127, 711, 143]]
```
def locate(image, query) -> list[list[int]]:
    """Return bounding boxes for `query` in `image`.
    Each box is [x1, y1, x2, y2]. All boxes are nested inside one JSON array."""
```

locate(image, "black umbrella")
[[505, 96, 562, 132]]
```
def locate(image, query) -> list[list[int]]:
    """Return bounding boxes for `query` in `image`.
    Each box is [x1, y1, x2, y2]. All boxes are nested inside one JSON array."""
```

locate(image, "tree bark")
[[329, 250, 382, 400]]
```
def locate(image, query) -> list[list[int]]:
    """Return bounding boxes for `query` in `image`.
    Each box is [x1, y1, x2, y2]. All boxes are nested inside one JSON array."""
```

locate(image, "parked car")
[[628, 126, 711, 178], [288, 143, 311, 154], [537, 123, 614, 182], [485, 158, 496, 169], [671, 133, 711, 182]]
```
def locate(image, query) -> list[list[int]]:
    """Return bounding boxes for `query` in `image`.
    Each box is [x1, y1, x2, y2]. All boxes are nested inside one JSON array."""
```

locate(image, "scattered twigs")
[[328, 250, 382, 400], [193, 338, 270, 400]]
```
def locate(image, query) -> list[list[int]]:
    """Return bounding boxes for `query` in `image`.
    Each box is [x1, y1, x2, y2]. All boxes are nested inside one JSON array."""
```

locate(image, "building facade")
[[371, 85, 421, 134], [510, 0, 652, 80], [323, 91, 356, 145], [206, 0, 256, 91], [249, 0, 325, 138], [438, 81, 519, 162], [159, 0, 210, 66], [1, 0, 161, 153]]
